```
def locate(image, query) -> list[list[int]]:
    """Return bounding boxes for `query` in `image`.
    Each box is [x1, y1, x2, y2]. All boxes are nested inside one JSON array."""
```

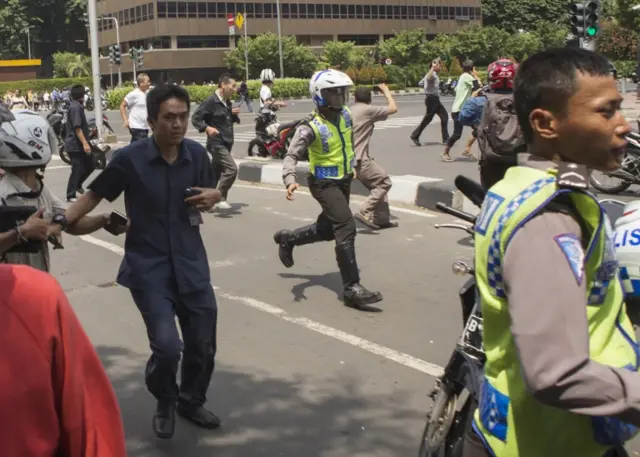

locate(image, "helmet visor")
[[320, 87, 349, 109]]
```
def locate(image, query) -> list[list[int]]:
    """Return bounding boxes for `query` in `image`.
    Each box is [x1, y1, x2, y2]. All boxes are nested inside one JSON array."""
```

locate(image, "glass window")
[[281, 3, 290, 18], [290, 3, 298, 18], [177, 2, 186, 17], [355, 4, 362, 18], [141, 3, 148, 19], [314, 4, 322, 18], [455, 6, 462, 17], [264, 2, 273, 18], [475, 7, 481, 18], [148, 3, 154, 19], [226, 2, 235, 14], [254, 3, 263, 18], [399, 6, 406, 19], [299, 3, 307, 18], [245, 2, 254, 17], [323, 4, 331, 17], [332, 4, 339, 18], [187, 2, 197, 17], [197, 2, 206, 16], [386, 5, 393, 18], [123, 8, 130, 25], [157, 2, 167, 18], [377, 4, 384, 18], [370, 5, 377, 19], [407, 5, 414, 18], [134, 5, 141, 22], [340, 4, 348, 18], [435, 6, 441, 18]]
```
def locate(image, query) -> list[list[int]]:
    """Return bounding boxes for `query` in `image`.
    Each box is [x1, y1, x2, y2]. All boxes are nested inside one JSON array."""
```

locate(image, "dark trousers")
[[66, 151, 95, 199], [129, 128, 149, 143], [447, 111, 468, 148], [411, 94, 449, 142], [308, 175, 356, 246], [130, 285, 218, 407], [209, 144, 237, 199], [479, 160, 513, 191]]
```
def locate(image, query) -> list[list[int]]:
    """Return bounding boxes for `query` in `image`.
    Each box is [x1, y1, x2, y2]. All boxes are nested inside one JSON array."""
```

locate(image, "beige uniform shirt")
[[350, 103, 390, 162], [503, 154, 640, 425], [0, 172, 67, 272]]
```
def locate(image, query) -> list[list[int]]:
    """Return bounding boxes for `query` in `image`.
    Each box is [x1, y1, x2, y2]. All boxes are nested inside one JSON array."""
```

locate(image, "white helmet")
[[309, 69, 353, 108], [260, 68, 276, 83], [614, 200, 640, 297], [0, 110, 55, 168]]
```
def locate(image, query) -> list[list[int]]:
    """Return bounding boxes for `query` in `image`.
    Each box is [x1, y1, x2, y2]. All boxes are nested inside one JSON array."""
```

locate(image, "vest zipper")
[[337, 117, 348, 177]]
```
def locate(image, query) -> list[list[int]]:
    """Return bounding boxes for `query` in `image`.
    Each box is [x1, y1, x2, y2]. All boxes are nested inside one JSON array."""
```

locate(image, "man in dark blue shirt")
[[64, 84, 94, 202], [65, 85, 223, 440]]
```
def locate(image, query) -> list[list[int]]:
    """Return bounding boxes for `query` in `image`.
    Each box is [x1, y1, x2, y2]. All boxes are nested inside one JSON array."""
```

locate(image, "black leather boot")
[[273, 224, 321, 268], [335, 242, 383, 309]]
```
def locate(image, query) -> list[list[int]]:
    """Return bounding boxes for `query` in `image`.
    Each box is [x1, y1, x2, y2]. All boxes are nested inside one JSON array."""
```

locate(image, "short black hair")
[[146, 84, 191, 120], [218, 73, 234, 87], [514, 48, 612, 143], [70, 84, 85, 101], [354, 86, 372, 104], [462, 60, 474, 72]]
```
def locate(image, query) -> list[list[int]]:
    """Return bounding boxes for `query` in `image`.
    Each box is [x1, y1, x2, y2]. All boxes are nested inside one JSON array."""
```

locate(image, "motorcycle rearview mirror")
[[454, 175, 485, 208]]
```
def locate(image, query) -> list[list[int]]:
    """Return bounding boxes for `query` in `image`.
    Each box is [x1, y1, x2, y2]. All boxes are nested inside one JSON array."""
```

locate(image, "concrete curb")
[[234, 157, 480, 216]]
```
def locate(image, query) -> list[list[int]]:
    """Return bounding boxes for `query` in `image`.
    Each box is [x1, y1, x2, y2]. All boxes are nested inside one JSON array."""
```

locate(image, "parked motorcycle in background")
[[247, 105, 302, 160], [45, 103, 114, 169], [439, 78, 456, 97], [589, 131, 640, 194]]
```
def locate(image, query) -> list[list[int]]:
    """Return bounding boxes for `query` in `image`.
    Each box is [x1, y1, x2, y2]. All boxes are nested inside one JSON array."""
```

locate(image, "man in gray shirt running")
[[410, 58, 449, 146]]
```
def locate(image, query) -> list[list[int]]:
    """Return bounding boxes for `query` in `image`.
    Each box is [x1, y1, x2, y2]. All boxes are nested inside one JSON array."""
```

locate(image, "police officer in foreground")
[[466, 48, 640, 457], [274, 69, 382, 310]]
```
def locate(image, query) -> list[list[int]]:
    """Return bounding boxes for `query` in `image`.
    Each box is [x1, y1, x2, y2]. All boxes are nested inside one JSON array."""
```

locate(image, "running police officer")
[[465, 48, 640, 457], [273, 69, 382, 310]]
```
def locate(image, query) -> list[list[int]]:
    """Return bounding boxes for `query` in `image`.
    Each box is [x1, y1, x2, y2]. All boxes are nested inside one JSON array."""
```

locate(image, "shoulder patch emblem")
[[554, 233, 585, 285]]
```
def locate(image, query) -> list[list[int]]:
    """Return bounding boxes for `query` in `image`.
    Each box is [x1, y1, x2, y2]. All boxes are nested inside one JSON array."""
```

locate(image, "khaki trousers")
[[356, 156, 392, 225]]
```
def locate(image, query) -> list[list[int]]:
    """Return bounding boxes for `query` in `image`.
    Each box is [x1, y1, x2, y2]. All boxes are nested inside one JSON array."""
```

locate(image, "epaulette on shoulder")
[[556, 162, 589, 190]]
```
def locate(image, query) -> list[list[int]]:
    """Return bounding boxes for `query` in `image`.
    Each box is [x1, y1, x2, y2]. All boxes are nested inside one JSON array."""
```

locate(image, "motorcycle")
[[85, 93, 107, 112], [418, 175, 485, 457], [46, 103, 114, 169], [439, 78, 457, 97], [419, 179, 630, 457], [589, 131, 640, 194], [247, 106, 301, 160]]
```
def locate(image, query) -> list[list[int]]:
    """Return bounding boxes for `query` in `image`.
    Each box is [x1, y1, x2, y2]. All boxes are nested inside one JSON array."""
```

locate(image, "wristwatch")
[[52, 213, 69, 230]]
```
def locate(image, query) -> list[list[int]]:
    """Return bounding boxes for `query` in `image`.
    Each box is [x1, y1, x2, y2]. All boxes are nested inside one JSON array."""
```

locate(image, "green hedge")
[[104, 79, 405, 109], [0, 77, 93, 94]]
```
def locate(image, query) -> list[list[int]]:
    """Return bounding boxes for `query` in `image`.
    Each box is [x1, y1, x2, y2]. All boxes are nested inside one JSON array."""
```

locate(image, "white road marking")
[[77, 234, 445, 377]]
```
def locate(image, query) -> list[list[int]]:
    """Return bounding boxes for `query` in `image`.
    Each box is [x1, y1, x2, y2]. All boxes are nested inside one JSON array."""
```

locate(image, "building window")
[[338, 35, 378, 46], [176, 35, 230, 48]]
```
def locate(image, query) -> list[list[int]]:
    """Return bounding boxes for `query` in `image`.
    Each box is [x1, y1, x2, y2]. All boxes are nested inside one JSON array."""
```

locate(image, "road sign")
[[236, 12, 244, 29], [229, 26, 235, 36], [227, 13, 235, 26], [385, 58, 392, 65]]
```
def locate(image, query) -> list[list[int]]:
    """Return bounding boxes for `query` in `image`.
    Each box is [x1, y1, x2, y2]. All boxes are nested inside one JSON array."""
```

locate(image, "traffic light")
[[570, 1, 600, 38], [129, 47, 135, 60], [113, 44, 121, 65], [108, 45, 115, 65], [137, 47, 144, 68], [585, 0, 600, 38], [83, 12, 89, 28]]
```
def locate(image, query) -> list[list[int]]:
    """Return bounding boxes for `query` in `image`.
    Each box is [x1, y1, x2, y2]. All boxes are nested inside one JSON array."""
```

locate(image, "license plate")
[[462, 315, 484, 351]]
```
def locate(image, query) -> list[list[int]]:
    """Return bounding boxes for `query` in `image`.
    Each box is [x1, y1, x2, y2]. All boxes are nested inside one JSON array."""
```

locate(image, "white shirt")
[[259, 85, 272, 108], [124, 88, 149, 130]]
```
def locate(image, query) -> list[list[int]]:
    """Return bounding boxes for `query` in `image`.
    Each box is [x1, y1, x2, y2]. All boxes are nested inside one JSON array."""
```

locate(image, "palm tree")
[[65, 54, 91, 77]]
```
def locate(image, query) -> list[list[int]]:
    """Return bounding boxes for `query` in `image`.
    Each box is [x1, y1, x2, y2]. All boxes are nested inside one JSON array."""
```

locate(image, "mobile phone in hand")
[[104, 210, 127, 235], [184, 188, 202, 199]]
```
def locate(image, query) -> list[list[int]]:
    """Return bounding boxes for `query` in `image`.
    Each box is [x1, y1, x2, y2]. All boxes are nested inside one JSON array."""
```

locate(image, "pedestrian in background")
[[410, 58, 450, 146], [64, 84, 94, 202], [351, 83, 399, 230], [442, 60, 482, 162], [65, 84, 223, 440], [237, 78, 253, 112], [120, 73, 152, 143], [191, 74, 240, 211]]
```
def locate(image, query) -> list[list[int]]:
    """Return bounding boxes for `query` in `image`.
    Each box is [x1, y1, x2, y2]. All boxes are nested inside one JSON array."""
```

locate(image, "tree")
[[532, 21, 569, 50], [377, 28, 427, 66], [322, 41, 356, 70], [505, 32, 542, 62], [482, 0, 570, 33], [53, 52, 91, 77], [423, 34, 456, 65], [225, 32, 318, 79], [596, 22, 639, 60], [614, 0, 640, 29], [452, 25, 511, 65], [0, 0, 35, 59]]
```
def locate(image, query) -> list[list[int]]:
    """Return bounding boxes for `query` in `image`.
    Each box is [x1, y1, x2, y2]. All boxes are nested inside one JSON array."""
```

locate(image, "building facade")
[[96, 0, 481, 83]]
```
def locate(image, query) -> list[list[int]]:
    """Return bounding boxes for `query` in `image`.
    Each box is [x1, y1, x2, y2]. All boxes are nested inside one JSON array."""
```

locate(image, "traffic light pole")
[[87, 0, 104, 138], [101, 16, 122, 87]]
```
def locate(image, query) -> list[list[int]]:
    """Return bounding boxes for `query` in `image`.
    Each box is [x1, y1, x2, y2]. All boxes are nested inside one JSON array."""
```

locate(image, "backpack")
[[458, 96, 487, 127], [477, 92, 525, 164]]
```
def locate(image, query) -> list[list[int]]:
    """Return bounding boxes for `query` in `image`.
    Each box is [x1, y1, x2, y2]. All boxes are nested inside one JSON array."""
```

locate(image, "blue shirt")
[[88, 137, 214, 294]]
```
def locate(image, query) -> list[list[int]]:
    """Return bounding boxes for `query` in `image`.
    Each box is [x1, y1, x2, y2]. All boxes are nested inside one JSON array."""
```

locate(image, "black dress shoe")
[[176, 404, 221, 429], [153, 401, 175, 439]]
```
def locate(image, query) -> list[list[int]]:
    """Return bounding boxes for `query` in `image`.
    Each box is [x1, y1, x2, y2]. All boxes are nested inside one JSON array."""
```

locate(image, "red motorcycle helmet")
[[487, 59, 517, 90]]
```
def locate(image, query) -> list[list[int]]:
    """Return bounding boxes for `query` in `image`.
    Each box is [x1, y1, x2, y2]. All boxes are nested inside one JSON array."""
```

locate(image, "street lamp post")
[[102, 16, 122, 87], [275, 0, 285, 78], [87, 0, 104, 137], [25, 28, 31, 59]]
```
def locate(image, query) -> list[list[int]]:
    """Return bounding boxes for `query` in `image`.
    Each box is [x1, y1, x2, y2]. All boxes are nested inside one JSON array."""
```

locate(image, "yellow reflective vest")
[[307, 107, 355, 180]]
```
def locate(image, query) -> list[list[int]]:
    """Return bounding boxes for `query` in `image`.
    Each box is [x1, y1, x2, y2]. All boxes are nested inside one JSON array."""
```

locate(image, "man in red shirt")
[[0, 263, 126, 457]]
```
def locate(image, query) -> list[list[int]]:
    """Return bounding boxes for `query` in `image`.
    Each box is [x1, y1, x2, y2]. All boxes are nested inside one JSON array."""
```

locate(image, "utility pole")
[[275, 0, 284, 78], [86, 0, 104, 137], [104, 16, 122, 87], [25, 28, 31, 59]]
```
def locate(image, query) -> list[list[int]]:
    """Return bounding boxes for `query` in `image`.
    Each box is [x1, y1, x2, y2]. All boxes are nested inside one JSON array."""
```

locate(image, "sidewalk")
[[623, 92, 640, 121]]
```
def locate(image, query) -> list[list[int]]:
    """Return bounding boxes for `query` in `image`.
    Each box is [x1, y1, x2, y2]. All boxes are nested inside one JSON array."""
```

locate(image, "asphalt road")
[[38, 159, 640, 456]]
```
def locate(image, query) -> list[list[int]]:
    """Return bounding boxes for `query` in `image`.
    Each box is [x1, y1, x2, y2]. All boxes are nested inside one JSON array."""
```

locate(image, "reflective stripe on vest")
[[473, 165, 640, 457], [307, 108, 355, 180]]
